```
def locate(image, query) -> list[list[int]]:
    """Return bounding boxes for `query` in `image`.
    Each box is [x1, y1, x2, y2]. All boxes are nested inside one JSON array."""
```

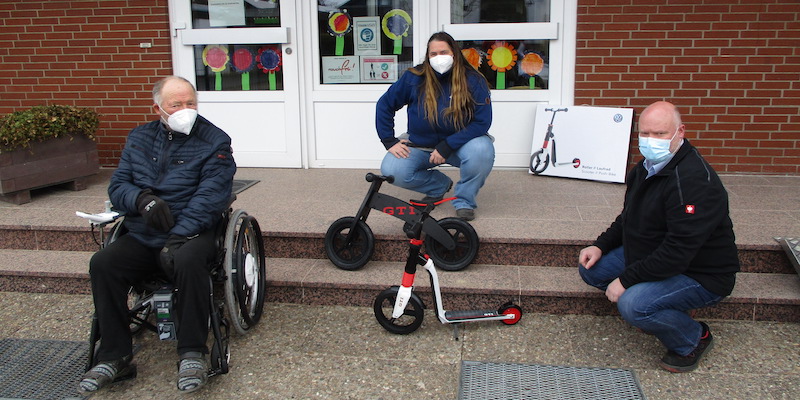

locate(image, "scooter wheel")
[[530, 150, 549, 175], [324, 217, 375, 270], [499, 303, 523, 325], [426, 218, 479, 271], [373, 286, 424, 334]]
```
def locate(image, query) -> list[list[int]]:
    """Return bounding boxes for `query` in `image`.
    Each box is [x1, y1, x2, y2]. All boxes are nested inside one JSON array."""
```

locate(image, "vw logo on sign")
[[613, 113, 623, 123]]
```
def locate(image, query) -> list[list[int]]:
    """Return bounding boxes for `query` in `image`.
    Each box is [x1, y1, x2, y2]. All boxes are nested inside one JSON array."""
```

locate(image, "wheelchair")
[[80, 200, 266, 379]]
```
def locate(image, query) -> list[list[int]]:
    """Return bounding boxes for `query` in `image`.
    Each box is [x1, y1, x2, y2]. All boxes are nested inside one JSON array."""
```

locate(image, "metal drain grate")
[[459, 361, 646, 400], [0, 338, 88, 400]]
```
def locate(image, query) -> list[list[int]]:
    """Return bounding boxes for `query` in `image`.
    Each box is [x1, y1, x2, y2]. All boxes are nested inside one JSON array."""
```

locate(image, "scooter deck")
[[444, 309, 500, 320]]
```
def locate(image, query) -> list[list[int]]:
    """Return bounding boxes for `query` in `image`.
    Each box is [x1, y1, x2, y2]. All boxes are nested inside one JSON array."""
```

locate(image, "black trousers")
[[89, 227, 216, 362]]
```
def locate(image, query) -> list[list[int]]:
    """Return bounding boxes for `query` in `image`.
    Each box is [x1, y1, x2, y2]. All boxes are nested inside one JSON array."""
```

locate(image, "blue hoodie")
[[376, 67, 492, 158]]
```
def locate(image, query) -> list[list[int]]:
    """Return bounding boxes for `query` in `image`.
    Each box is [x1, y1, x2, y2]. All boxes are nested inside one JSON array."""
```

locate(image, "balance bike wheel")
[[324, 217, 375, 270], [426, 217, 479, 271]]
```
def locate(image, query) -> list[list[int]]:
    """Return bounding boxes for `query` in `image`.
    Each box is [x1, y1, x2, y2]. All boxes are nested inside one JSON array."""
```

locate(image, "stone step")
[[0, 226, 794, 275], [1, 249, 797, 323]]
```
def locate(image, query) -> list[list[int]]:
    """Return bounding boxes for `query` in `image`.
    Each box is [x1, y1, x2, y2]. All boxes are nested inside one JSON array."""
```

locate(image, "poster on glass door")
[[528, 105, 633, 183]]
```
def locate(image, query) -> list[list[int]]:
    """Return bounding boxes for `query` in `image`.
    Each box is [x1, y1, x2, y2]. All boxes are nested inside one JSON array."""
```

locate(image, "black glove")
[[159, 234, 191, 277], [136, 189, 174, 232]]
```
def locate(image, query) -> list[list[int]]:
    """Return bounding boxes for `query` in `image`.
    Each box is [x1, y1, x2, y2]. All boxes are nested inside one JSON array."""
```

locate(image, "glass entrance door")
[[169, 0, 301, 167]]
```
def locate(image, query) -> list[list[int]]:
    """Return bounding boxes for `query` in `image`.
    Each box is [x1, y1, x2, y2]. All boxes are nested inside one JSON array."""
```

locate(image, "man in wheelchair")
[[80, 76, 236, 394]]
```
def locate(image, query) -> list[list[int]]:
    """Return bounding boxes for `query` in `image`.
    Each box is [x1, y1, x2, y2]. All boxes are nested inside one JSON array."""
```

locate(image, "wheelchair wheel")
[[224, 210, 267, 335], [373, 286, 425, 334], [324, 216, 375, 270], [426, 217, 479, 271]]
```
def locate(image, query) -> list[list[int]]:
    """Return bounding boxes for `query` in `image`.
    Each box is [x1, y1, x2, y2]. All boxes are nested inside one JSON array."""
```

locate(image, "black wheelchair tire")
[[426, 217, 479, 271], [225, 210, 267, 335], [324, 217, 375, 270]]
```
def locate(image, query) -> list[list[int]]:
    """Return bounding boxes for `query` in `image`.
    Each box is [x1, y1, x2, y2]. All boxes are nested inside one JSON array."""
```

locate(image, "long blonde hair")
[[410, 32, 483, 130]]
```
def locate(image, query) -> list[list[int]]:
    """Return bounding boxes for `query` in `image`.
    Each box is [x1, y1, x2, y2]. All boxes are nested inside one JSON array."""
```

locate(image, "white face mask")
[[429, 55, 454, 74], [638, 127, 679, 164], [159, 105, 198, 135]]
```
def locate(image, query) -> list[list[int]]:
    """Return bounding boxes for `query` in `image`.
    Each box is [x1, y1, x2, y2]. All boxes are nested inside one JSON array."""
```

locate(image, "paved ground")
[[2, 291, 798, 400]]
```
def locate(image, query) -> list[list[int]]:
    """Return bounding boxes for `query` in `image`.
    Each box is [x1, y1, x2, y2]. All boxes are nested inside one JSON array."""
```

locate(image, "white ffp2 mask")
[[159, 106, 198, 135], [429, 55, 454, 74]]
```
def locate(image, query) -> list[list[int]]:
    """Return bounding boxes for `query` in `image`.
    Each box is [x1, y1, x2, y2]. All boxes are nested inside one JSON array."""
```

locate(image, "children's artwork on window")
[[382, 9, 411, 55], [461, 48, 483, 70], [487, 42, 517, 90], [257, 46, 282, 90], [457, 39, 548, 90], [231, 48, 256, 90], [202, 45, 230, 91], [327, 10, 352, 56], [520, 52, 544, 89]]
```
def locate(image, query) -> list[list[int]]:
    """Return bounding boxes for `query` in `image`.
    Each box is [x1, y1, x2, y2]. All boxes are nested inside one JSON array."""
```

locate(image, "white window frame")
[[437, 0, 577, 105]]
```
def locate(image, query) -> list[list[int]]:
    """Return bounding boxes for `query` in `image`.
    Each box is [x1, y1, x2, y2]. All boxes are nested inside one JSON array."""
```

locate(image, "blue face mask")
[[638, 127, 679, 164]]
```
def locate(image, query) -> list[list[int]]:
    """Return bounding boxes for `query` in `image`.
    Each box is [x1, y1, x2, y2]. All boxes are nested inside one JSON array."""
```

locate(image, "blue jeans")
[[579, 246, 724, 355], [380, 135, 494, 210]]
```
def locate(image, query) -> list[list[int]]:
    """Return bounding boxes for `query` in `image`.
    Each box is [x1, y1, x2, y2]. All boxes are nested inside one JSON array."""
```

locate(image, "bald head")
[[152, 76, 198, 120], [153, 76, 196, 108], [638, 101, 685, 154], [640, 101, 682, 128]]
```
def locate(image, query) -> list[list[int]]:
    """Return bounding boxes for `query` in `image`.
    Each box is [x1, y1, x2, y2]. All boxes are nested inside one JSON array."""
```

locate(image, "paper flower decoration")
[[487, 42, 518, 89], [257, 46, 282, 90], [202, 45, 229, 91], [231, 48, 255, 73], [257, 46, 281, 73], [461, 48, 482, 70], [327, 10, 352, 56], [520, 52, 544, 89], [231, 48, 255, 90], [382, 9, 411, 55], [487, 42, 517, 73]]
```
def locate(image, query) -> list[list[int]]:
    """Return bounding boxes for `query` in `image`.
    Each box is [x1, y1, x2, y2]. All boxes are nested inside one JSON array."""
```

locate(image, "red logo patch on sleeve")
[[685, 205, 695, 214]]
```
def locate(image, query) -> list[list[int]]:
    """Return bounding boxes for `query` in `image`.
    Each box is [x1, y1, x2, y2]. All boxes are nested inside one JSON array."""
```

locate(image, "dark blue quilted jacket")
[[108, 116, 236, 248]]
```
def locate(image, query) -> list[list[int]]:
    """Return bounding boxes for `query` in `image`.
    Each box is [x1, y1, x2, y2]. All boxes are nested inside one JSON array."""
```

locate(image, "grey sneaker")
[[456, 208, 475, 221]]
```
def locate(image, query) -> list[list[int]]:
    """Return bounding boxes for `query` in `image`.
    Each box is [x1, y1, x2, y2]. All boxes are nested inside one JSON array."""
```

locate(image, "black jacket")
[[593, 140, 739, 296]]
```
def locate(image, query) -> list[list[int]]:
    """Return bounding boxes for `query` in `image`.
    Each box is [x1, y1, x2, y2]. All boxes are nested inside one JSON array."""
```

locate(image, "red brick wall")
[[576, 0, 800, 174], [0, 0, 172, 166], [2, 1, 798, 174]]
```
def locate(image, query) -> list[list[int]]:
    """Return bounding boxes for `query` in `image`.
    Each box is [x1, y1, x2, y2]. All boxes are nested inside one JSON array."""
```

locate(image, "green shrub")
[[0, 105, 99, 151]]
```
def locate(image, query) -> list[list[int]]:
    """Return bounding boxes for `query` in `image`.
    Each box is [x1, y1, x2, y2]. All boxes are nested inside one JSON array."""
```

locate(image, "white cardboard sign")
[[528, 105, 633, 183], [321, 56, 361, 83]]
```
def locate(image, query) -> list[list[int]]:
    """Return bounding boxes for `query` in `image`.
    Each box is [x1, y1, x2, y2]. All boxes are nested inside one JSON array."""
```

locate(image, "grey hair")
[[152, 76, 196, 106]]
